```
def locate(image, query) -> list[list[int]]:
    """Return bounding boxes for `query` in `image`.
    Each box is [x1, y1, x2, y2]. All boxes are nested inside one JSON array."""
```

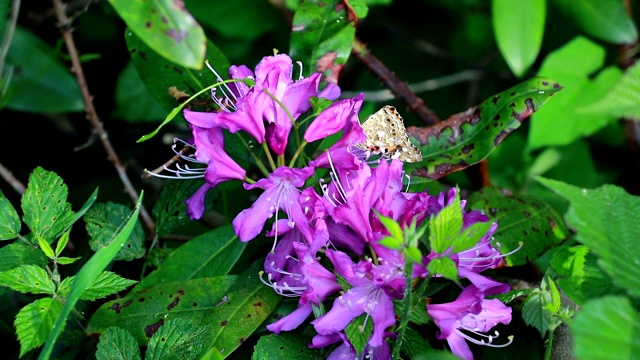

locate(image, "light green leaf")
[[96, 327, 142, 360], [59, 271, 137, 301], [579, 62, 640, 120], [427, 257, 458, 282], [3, 26, 83, 113], [537, 178, 640, 298], [146, 318, 209, 360], [37, 237, 55, 259], [452, 221, 493, 253], [55, 256, 81, 265], [522, 287, 552, 337], [55, 229, 71, 257], [553, 0, 638, 44], [38, 194, 143, 360], [15, 298, 63, 357], [109, 0, 206, 69], [492, 0, 545, 77], [0, 265, 55, 295], [376, 211, 404, 248], [429, 192, 463, 254], [21, 167, 75, 244], [572, 296, 640, 360], [0, 188, 20, 240], [84, 202, 146, 261]]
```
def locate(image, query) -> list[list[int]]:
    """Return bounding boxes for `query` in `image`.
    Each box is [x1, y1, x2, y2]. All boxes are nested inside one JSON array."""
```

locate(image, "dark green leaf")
[[400, 328, 432, 359], [112, 61, 167, 122], [468, 187, 568, 266], [0, 188, 20, 240], [251, 333, 321, 360], [86, 277, 236, 345], [15, 298, 63, 357], [406, 77, 562, 180], [492, 0, 545, 77], [21, 167, 75, 244], [572, 296, 640, 360], [146, 318, 209, 360], [95, 327, 142, 360], [536, 178, 640, 298], [3, 26, 83, 113], [522, 288, 552, 337], [109, 0, 205, 69], [289, 0, 357, 83], [344, 313, 373, 357], [84, 202, 146, 261], [0, 242, 47, 272], [132, 224, 244, 292], [152, 179, 210, 237], [552, 0, 638, 44]]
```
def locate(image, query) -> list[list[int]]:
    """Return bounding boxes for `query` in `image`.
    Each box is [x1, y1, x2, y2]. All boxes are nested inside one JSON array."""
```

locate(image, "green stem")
[[277, 154, 285, 168], [391, 255, 418, 359], [263, 142, 277, 171], [234, 133, 270, 177], [544, 329, 555, 360], [289, 141, 308, 167], [244, 176, 256, 184]]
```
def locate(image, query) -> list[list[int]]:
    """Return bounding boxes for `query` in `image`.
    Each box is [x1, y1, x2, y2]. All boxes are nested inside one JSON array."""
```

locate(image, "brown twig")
[[52, 0, 155, 233], [351, 37, 441, 125], [0, 161, 26, 194]]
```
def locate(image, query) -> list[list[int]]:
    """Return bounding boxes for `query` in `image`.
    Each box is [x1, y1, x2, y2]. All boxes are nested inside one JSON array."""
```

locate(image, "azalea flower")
[[427, 285, 513, 360]]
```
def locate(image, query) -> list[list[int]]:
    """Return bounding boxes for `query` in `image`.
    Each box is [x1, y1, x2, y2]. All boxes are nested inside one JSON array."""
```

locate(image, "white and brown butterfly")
[[353, 106, 423, 163]]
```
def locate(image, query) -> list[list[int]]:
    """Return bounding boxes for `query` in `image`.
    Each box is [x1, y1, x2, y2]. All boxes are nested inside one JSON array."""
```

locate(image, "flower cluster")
[[168, 53, 514, 359]]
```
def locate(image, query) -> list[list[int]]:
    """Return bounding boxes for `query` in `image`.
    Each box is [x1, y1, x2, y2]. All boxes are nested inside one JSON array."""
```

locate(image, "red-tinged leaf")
[[405, 77, 562, 180], [289, 0, 359, 84]]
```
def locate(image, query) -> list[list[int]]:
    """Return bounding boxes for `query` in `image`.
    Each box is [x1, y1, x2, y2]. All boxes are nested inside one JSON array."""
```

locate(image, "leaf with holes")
[[84, 202, 146, 261], [15, 298, 63, 357], [468, 187, 568, 266], [406, 77, 562, 180], [251, 333, 321, 360], [96, 327, 141, 360], [0, 188, 20, 240], [146, 318, 209, 360]]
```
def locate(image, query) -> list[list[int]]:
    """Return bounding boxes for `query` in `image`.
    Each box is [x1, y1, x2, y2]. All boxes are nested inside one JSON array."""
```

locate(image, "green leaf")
[[0, 242, 47, 272], [84, 202, 146, 261], [289, 0, 357, 83], [59, 271, 137, 301], [552, 0, 638, 44], [37, 237, 55, 259], [202, 261, 282, 358], [429, 192, 463, 253], [16, 298, 63, 357], [344, 313, 374, 357], [21, 167, 75, 244], [2, 26, 83, 113], [251, 333, 321, 360], [112, 61, 167, 122], [86, 277, 236, 345], [400, 328, 433, 359], [109, 0, 205, 69], [55, 229, 71, 257], [132, 224, 244, 292], [152, 179, 209, 236], [406, 77, 562, 180], [536, 178, 640, 298], [529, 37, 622, 149], [522, 287, 552, 337], [549, 245, 613, 305], [572, 296, 640, 360], [0, 188, 20, 240], [126, 29, 229, 141], [38, 193, 143, 360], [55, 256, 81, 265], [454, 220, 493, 253], [426, 257, 459, 282], [492, 0, 545, 77], [0, 265, 55, 294], [96, 327, 142, 360], [376, 211, 404, 249], [146, 318, 209, 360], [468, 187, 568, 266], [579, 62, 640, 120]]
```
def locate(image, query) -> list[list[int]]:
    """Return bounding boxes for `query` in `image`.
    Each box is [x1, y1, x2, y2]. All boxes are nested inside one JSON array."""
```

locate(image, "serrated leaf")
[[0, 188, 20, 240], [86, 277, 236, 344], [468, 187, 568, 266], [15, 298, 63, 357], [132, 224, 244, 292], [579, 62, 640, 120], [39, 194, 143, 360], [37, 237, 55, 259], [572, 296, 640, 360], [146, 318, 209, 360], [0, 242, 47, 272], [453, 221, 493, 253], [202, 261, 282, 357], [429, 193, 463, 253], [426, 257, 459, 283], [152, 179, 209, 236], [251, 333, 321, 360], [489, 288, 534, 304], [0, 265, 55, 295], [492, 0, 545, 77], [59, 271, 137, 301], [84, 202, 146, 261], [553, 0, 638, 44], [406, 77, 562, 180], [522, 288, 552, 337], [109, 0, 205, 69], [376, 211, 404, 246], [96, 327, 142, 360], [536, 178, 640, 298], [400, 327, 432, 359], [3, 26, 83, 113], [289, 0, 357, 83], [344, 313, 373, 357], [21, 167, 75, 244]]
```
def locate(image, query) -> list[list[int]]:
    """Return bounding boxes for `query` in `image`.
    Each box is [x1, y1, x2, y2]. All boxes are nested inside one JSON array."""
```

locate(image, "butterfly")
[[353, 106, 423, 163]]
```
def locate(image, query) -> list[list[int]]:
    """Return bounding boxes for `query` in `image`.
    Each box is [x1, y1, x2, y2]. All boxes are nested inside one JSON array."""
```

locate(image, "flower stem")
[[234, 133, 270, 177], [289, 141, 308, 168], [263, 142, 277, 171], [391, 255, 422, 359], [244, 177, 256, 184]]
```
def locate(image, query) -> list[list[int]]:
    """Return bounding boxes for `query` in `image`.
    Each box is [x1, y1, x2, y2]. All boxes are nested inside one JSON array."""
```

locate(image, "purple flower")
[[312, 249, 404, 347], [427, 285, 513, 360], [232, 166, 314, 242], [311, 332, 391, 360], [304, 94, 364, 143]]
